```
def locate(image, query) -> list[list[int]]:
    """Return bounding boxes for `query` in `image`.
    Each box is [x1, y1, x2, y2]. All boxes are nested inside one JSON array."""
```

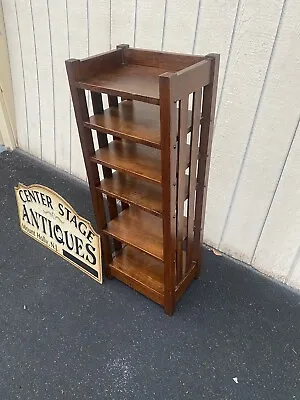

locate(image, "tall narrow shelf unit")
[[66, 45, 219, 315]]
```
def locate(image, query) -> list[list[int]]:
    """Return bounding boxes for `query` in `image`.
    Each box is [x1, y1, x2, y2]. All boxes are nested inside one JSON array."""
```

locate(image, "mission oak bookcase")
[[66, 45, 219, 315]]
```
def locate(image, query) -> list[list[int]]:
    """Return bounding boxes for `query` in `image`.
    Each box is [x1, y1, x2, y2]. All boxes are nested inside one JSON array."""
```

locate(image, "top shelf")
[[78, 64, 165, 105], [73, 47, 206, 105]]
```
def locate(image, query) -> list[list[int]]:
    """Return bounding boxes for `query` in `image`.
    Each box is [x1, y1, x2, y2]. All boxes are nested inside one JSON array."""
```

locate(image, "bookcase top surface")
[[74, 47, 206, 104], [78, 64, 165, 105]]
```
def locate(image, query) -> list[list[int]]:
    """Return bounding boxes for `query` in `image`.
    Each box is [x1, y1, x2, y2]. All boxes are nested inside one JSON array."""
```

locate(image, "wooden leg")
[[164, 293, 175, 315]]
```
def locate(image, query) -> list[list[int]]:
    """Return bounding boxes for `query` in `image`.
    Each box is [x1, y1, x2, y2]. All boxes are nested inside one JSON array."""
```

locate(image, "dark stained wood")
[[164, 59, 211, 100], [85, 100, 194, 149], [97, 171, 190, 217], [159, 72, 178, 315], [90, 140, 162, 184], [103, 207, 164, 261], [194, 54, 220, 277], [85, 100, 161, 148], [175, 261, 197, 303], [69, 49, 122, 81], [65, 60, 112, 278], [91, 91, 122, 251], [77, 64, 166, 105], [123, 47, 204, 70], [67, 45, 219, 314], [110, 245, 164, 305], [176, 96, 189, 283], [187, 90, 202, 270], [97, 171, 163, 216]]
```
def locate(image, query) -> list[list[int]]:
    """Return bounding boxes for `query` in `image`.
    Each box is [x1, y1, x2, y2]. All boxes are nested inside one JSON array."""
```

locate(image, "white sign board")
[[15, 183, 102, 283]]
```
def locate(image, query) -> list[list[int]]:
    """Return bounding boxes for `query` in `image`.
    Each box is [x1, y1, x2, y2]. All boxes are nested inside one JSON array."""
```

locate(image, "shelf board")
[[90, 140, 162, 184], [85, 100, 195, 149], [97, 171, 190, 217], [103, 207, 164, 261], [97, 171, 163, 217], [110, 245, 164, 305], [77, 64, 165, 105], [85, 100, 161, 149]]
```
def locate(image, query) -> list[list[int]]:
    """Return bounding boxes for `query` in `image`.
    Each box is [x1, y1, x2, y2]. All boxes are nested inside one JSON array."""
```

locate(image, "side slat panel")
[[176, 97, 189, 282], [187, 90, 202, 270], [91, 92, 122, 252], [194, 55, 219, 272]]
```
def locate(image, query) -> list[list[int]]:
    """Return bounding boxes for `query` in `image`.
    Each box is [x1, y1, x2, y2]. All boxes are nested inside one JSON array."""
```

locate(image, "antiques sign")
[[15, 183, 102, 283]]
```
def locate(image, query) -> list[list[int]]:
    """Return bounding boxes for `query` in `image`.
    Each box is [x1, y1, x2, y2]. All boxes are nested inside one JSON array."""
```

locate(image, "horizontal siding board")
[[193, 0, 240, 106], [2, 0, 28, 150], [135, 0, 165, 50], [204, 0, 285, 252], [220, 0, 300, 265], [111, 0, 135, 48], [31, 0, 55, 165], [48, 0, 71, 173], [253, 120, 300, 281], [88, 0, 110, 55], [288, 246, 300, 290], [162, 0, 199, 53], [16, 0, 41, 158], [68, 0, 88, 180]]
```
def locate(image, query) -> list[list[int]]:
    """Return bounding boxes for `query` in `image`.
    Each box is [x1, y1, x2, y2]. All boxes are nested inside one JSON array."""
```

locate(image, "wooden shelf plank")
[[84, 100, 161, 149], [77, 64, 165, 105], [110, 245, 164, 305], [97, 171, 190, 217], [97, 172, 163, 217], [85, 100, 195, 149], [90, 140, 162, 184], [103, 207, 164, 261]]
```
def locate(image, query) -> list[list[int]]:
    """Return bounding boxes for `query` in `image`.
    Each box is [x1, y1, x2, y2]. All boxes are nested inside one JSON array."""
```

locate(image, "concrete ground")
[[0, 149, 299, 400]]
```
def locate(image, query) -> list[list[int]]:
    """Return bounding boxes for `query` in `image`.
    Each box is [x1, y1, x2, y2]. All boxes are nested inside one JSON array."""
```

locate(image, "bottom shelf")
[[110, 245, 165, 305], [109, 245, 198, 310]]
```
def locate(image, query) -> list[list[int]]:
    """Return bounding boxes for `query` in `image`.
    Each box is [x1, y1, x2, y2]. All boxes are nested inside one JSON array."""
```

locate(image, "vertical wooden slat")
[[65, 59, 112, 278], [160, 73, 177, 315], [187, 90, 202, 271], [107, 77, 128, 209], [108, 94, 121, 141], [194, 54, 220, 277], [91, 91, 122, 252], [176, 97, 189, 283]]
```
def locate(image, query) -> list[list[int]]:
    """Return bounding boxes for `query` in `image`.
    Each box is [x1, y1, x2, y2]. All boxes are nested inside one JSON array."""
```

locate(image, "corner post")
[[65, 58, 113, 278], [194, 54, 220, 277], [159, 72, 177, 315]]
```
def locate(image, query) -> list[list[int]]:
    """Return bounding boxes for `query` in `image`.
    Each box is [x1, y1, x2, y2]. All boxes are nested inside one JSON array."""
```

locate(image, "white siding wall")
[[3, 0, 300, 289]]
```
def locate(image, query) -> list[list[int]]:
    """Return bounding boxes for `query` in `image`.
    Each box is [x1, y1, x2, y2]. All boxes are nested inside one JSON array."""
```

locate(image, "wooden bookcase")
[[66, 45, 219, 315]]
